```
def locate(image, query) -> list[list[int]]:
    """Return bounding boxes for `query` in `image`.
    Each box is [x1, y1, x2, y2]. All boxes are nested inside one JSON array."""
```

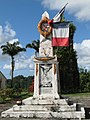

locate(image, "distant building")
[[0, 71, 7, 89]]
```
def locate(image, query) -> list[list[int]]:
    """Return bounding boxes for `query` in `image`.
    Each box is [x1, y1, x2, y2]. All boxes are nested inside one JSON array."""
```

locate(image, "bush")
[[0, 96, 5, 103], [0, 88, 14, 103], [5, 97, 12, 101], [28, 80, 34, 92]]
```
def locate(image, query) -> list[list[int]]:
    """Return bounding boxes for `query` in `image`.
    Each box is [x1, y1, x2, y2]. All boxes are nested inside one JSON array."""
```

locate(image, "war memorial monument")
[[1, 11, 85, 120]]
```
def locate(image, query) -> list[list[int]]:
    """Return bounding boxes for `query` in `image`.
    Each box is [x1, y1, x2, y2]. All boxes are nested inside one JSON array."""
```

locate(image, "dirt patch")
[[0, 100, 16, 115]]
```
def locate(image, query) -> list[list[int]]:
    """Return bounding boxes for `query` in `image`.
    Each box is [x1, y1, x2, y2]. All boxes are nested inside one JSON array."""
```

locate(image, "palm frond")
[[26, 40, 40, 52]]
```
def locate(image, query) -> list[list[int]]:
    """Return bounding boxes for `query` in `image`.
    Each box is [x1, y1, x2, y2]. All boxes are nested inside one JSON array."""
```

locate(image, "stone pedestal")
[[33, 58, 60, 99], [1, 97, 85, 119]]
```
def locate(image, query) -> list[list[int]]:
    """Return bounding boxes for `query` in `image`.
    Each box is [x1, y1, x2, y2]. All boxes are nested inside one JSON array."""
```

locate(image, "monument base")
[[1, 97, 85, 119]]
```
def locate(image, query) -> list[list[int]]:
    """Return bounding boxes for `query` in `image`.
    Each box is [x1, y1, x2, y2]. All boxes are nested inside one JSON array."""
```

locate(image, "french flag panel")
[[52, 22, 69, 46]]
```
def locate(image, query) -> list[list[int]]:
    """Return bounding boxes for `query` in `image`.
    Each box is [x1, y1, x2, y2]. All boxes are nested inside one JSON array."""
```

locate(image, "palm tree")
[[1, 41, 26, 88], [26, 40, 40, 56]]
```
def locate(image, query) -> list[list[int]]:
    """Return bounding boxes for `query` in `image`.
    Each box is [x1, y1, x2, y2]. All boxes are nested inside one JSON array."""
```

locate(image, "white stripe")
[[53, 12, 61, 22], [52, 27, 69, 38], [53, 16, 61, 22]]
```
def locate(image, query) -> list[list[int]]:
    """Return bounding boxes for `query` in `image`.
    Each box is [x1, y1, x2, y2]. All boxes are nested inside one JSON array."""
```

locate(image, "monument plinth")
[[1, 11, 85, 119], [33, 11, 60, 99]]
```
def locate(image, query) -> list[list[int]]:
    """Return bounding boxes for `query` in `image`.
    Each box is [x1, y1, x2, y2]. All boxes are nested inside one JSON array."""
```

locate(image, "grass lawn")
[[63, 92, 90, 97]]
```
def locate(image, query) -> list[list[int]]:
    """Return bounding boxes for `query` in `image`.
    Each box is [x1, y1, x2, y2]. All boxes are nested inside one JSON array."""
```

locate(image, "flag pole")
[[53, 3, 68, 19]]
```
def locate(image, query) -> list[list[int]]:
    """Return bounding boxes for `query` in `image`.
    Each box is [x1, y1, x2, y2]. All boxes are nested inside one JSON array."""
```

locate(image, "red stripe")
[[52, 37, 69, 46]]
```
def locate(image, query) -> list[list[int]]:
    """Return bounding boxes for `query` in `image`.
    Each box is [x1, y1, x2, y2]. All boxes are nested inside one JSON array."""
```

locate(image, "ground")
[[0, 95, 90, 120]]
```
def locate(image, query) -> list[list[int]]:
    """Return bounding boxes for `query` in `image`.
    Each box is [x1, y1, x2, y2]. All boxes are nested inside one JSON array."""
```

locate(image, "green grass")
[[62, 92, 90, 97], [21, 92, 33, 99], [0, 90, 33, 104], [5, 97, 12, 101]]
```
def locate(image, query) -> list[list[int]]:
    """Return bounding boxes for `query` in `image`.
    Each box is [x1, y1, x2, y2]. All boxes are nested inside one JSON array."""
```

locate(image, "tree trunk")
[[11, 56, 14, 88]]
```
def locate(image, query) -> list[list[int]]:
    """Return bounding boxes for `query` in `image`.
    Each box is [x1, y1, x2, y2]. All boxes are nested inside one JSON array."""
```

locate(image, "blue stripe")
[[52, 22, 70, 28]]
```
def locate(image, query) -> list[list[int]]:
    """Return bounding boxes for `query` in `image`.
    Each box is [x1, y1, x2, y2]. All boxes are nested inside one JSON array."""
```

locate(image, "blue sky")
[[0, 0, 90, 79]]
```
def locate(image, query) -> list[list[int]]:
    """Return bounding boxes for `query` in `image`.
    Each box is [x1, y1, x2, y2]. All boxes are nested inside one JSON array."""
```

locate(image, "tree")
[[7, 75, 34, 90], [79, 68, 90, 92], [26, 40, 40, 56], [28, 79, 34, 92], [1, 41, 26, 87]]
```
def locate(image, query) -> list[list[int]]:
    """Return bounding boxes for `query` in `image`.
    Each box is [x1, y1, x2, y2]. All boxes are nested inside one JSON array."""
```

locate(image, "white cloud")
[[42, 0, 90, 21], [8, 38, 22, 47], [15, 55, 34, 70], [0, 23, 16, 44], [74, 39, 90, 70], [9, 39, 18, 44], [3, 64, 11, 69], [3, 55, 34, 71], [0, 23, 23, 62], [0, 23, 16, 60]]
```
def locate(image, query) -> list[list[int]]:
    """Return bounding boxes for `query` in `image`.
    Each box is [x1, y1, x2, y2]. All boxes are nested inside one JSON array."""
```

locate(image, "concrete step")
[[1, 110, 85, 119], [1, 97, 85, 119], [12, 104, 76, 112], [13, 105, 47, 111], [23, 97, 68, 105]]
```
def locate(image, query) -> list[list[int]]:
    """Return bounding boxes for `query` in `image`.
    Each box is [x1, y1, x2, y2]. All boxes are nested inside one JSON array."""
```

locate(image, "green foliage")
[[79, 68, 90, 92], [26, 40, 40, 56], [5, 97, 12, 101], [11, 75, 34, 90], [63, 92, 90, 98], [0, 88, 14, 103], [7, 75, 34, 97], [0, 75, 34, 103], [5, 88, 14, 97], [28, 80, 34, 92], [1, 41, 26, 56], [0, 96, 4, 103], [0, 79, 34, 103], [0, 90, 6, 103]]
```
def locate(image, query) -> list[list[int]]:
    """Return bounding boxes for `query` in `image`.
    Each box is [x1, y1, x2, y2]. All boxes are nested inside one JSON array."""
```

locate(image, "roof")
[[0, 71, 7, 80]]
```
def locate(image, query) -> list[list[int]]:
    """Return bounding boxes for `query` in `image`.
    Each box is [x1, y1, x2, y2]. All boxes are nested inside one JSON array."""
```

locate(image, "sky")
[[0, 0, 90, 79]]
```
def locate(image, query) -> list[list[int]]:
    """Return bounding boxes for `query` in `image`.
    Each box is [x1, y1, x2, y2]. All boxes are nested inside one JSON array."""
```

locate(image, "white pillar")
[[52, 63, 59, 99], [33, 63, 39, 98]]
